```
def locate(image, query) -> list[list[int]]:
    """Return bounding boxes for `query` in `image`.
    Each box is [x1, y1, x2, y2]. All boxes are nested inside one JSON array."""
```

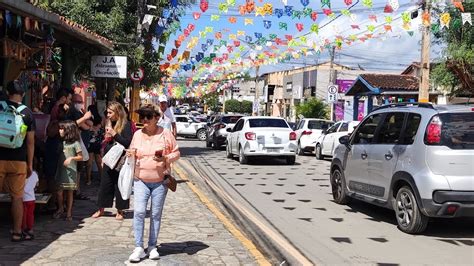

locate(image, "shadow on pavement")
[[0, 177, 100, 264], [343, 198, 474, 238], [158, 241, 209, 256]]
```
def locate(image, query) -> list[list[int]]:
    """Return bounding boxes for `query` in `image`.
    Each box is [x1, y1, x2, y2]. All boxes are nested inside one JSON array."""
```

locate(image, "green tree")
[[224, 99, 252, 114], [202, 91, 221, 112], [431, 2, 473, 95], [295, 98, 329, 119], [39, 0, 195, 87]]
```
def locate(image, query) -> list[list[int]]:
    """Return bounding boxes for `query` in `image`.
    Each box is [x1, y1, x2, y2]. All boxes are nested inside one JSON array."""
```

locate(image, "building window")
[[250, 87, 255, 93], [286, 82, 293, 93], [232, 87, 240, 93]]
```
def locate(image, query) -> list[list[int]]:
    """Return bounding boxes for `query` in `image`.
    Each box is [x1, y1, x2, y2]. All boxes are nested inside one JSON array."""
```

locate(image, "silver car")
[[331, 103, 474, 234]]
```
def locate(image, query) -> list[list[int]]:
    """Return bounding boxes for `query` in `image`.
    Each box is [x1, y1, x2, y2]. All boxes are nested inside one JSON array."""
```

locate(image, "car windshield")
[[249, 118, 289, 128], [308, 120, 334, 130], [439, 112, 474, 149], [222, 116, 242, 124]]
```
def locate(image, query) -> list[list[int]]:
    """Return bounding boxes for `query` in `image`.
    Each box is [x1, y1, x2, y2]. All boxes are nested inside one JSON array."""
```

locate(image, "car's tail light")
[[425, 115, 442, 145], [302, 130, 312, 135], [289, 132, 297, 140], [245, 132, 256, 140]]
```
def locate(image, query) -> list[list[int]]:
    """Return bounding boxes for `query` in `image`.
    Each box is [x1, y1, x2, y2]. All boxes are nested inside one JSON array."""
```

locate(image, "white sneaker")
[[148, 248, 160, 260], [129, 247, 146, 262]]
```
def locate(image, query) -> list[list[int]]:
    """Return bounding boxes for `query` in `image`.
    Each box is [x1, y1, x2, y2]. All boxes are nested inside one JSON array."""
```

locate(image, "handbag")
[[102, 142, 125, 169], [163, 132, 177, 192], [118, 155, 135, 200]]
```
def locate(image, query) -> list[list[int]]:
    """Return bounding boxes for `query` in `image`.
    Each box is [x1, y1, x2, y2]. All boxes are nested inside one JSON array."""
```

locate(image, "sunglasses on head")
[[139, 114, 155, 120]]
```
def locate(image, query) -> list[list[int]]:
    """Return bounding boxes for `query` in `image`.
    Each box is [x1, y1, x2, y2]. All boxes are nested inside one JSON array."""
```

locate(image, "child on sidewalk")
[[53, 121, 83, 221], [22, 171, 39, 240]]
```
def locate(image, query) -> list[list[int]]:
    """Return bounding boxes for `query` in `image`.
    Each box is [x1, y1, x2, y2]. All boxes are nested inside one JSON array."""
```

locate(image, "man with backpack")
[[0, 80, 35, 242]]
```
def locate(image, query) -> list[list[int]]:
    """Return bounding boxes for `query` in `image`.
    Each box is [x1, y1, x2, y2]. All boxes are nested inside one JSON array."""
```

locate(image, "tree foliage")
[[224, 99, 252, 114], [202, 91, 221, 112], [295, 98, 329, 119], [39, 0, 195, 87], [431, 2, 473, 95]]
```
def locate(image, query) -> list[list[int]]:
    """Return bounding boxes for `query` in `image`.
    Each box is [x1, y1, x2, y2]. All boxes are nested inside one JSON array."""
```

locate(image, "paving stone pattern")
[[0, 174, 258, 265]]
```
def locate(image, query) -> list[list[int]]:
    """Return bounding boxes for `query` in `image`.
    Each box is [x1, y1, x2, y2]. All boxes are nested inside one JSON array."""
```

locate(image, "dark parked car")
[[206, 114, 243, 148]]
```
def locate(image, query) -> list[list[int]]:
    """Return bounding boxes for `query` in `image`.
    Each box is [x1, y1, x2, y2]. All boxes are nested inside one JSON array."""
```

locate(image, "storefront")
[[0, 0, 113, 113]]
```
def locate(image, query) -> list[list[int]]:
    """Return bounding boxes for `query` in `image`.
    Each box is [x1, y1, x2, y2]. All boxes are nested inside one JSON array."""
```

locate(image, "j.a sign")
[[91, 56, 127, 79]]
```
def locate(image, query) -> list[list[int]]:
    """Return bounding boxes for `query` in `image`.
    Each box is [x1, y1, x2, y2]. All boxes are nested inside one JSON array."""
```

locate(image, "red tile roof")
[[360, 74, 419, 91]]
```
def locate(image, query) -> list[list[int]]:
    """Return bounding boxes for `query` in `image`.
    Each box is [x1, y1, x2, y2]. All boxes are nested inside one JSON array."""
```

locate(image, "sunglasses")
[[139, 114, 155, 120]]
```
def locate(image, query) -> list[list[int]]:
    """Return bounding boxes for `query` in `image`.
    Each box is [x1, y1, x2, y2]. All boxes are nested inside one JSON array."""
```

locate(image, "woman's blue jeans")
[[133, 179, 168, 248]]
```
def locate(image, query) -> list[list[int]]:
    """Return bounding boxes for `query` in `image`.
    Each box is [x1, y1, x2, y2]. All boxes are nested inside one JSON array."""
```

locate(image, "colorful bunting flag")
[[321, 0, 331, 8], [279, 22, 288, 30], [228, 17, 237, 23], [362, 0, 373, 8], [311, 11, 318, 21], [440, 13, 451, 28], [200, 0, 209, 13], [285, 6, 293, 16], [264, 20, 272, 29], [275, 8, 284, 18], [296, 23, 304, 32], [461, 13, 472, 25], [193, 12, 201, 20], [211, 15, 220, 21], [311, 24, 319, 33], [244, 18, 253, 25], [301, 0, 309, 7]]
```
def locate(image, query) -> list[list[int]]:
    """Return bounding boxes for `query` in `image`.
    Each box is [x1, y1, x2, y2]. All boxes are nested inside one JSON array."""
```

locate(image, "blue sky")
[[163, 0, 426, 78]]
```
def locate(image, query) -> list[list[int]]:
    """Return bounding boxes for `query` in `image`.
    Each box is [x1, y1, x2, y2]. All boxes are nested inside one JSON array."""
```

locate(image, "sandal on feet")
[[91, 210, 104, 218], [65, 216, 73, 221], [53, 211, 64, 219], [10, 231, 24, 242], [23, 230, 34, 240], [115, 211, 124, 220]]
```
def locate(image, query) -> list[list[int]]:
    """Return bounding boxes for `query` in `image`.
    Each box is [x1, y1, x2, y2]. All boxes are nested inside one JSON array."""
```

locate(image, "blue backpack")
[[0, 101, 28, 149]]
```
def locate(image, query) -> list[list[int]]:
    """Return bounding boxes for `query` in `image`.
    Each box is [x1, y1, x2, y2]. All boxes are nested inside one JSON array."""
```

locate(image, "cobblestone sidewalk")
[[0, 174, 259, 265]]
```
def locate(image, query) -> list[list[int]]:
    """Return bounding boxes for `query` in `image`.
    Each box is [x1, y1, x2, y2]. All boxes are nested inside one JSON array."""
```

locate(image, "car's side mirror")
[[226, 128, 233, 132], [339, 135, 350, 146], [322, 129, 327, 135]]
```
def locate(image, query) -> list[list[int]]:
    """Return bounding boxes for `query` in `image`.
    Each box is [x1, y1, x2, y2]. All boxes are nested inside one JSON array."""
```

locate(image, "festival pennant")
[[244, 18, 253, 25], [228, 17, 237, 23], [311, 11, 318, 21], [285, 6, 293, 16], [193, 12, 201, 20], [362, 0, 373, 8], [275, 8, 284, 18], [388, 0, 399, 12], [440, 12, 451, 28], [255, 32, 263, 39], [279, 22, 288, 30], [345, 0, 353, 5], [218, 3, 229, 13], [227, 0, 236, 6], [264, 20, 272, 29], [311, 24, 319, 33], [385, 16, 393, 24], [301, 0, 309, 7], [211, 15, 220, 21], [369, 15, 377, 22], [453, 1, 464, 12], [461, 13, 472, 25], [229, 34, 237, 40], [422, 11, 431, 26], [245, 36, 253, 42], [296, 23, 304, 32], [321, 0, 331, 8], [237, 30, 245, 36], [200, 0, 209, 12], [303, 7, 312, 17]]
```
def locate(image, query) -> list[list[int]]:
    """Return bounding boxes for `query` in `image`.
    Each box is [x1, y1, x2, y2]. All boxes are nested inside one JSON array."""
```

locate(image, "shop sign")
[[91, 56, 127, 79], [336, 79, 354, 94]]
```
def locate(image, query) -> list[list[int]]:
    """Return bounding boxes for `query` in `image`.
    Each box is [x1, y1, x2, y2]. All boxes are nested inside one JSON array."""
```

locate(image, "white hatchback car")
[[226, 117, 297, 165], [294, 118, 334, 155], [315, 120, 360, 159], [175, 115, 207, 140]]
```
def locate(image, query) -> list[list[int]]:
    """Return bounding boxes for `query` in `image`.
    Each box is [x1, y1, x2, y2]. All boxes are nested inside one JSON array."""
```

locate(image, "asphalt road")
[[177, 138, 474, 265]]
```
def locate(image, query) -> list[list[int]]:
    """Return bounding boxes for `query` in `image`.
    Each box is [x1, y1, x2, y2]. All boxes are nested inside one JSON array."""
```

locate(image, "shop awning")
[[0, 0, 113, 51]]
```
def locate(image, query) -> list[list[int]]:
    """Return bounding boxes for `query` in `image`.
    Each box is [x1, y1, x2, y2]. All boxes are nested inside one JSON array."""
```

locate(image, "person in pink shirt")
[[127, 104, 180, 262]]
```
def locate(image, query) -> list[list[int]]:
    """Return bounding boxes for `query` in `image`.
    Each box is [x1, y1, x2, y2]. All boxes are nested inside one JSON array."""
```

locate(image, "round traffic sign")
[[328, 84, 338, 94], [130, 67, 145, 82]]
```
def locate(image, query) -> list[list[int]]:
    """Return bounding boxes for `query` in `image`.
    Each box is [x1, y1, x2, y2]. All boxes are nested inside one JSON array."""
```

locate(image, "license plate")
[[267, 148, 279, 153]]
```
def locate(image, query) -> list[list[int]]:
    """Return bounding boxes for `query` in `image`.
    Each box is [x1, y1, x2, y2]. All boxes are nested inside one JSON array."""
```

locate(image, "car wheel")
[[226, 143, 233, 159], [297, 142, 304, 155], [315, 144, 324, 160], [286, 156, 296, 165], [395, 186, 429, 234], [196, 129, 207, 141], [330, 167, 349, 204], [239, 146, 248, 164]]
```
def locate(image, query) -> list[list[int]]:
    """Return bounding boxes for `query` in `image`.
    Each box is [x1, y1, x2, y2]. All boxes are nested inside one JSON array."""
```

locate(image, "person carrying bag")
[[127, 104, 180, 262]]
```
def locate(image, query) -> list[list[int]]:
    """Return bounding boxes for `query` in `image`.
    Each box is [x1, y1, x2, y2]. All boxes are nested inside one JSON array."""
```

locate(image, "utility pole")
[[329, 46, 337, 121], [419, 0, 431, 103], [253, 65, 260, 116], [130, 0, 147, 122]]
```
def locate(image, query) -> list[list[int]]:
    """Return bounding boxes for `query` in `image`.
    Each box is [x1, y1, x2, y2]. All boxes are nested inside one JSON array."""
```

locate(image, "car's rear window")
[[308, 120, 334, 130], [222, 116, 242, 124], [249, 118, 289, 128], [439, 112, 474, 149]]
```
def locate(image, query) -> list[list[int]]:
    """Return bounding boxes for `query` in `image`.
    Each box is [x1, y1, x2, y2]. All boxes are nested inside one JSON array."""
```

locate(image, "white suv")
[[294, 118, 334, 155], [175, 115, 207, 140], [331, 103, 474, 234], [315, 120, 360, 159]]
